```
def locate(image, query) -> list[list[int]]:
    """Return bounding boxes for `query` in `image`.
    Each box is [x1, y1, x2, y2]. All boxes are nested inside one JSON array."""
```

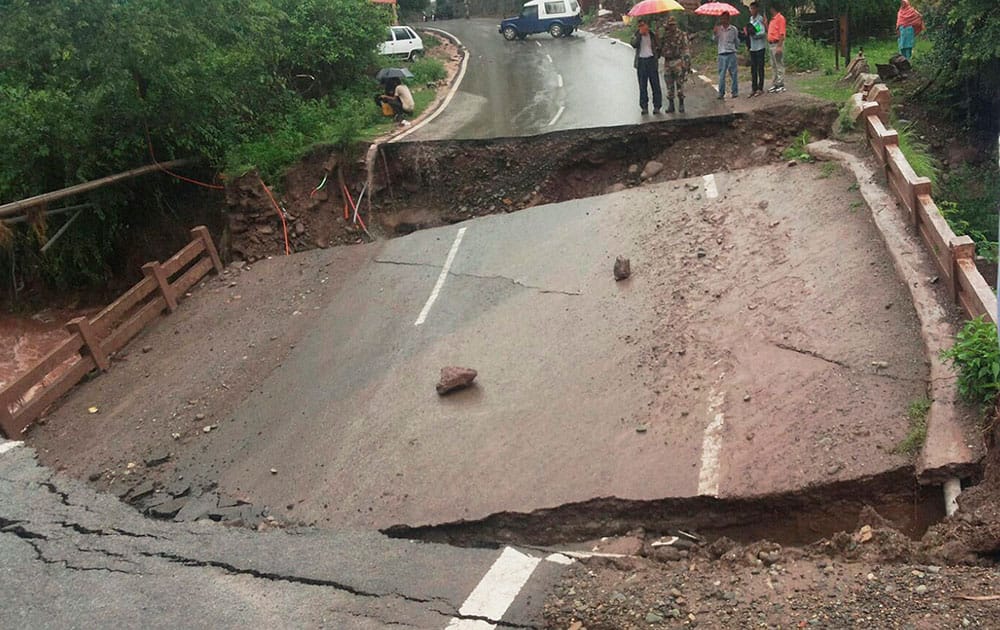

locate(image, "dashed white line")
[[544, 553, 575, 565], [556, 74, 563, 88], [446, 546, 542, 629], [703, 173, 719, 199], [414, 227, 466, 326], [545, 53, 553, 63], [697, 385, 726, 497], [0, 440, 22, 456], [547, 105, 566, 127], [536, 40, 542, 47]]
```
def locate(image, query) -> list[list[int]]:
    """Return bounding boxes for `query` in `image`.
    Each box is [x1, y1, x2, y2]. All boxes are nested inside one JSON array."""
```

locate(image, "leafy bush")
[[0, 0, 391, 292], [782, 131, 814, 162], [410, 58, 447, 84], [942, 317, 1000, 408], [939, 165, 1000, 261], [836, 102, 857, 135], [784, 27, 824, 72]]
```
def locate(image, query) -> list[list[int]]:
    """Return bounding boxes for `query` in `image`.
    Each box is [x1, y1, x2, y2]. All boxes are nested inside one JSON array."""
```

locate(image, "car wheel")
[[549, 23, 563, 38], [502, 26, 518, 41], [409, 50, 423, 61]]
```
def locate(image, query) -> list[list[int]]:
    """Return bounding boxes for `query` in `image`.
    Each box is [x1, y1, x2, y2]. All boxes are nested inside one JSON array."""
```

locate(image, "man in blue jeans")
[[631, 19, 662, 114], [714, 13, 739, 99]]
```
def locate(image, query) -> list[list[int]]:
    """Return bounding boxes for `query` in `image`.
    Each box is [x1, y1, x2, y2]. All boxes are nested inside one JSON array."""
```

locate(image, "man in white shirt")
[[630, 19, 662, 115], [377, 78, 415, 124]]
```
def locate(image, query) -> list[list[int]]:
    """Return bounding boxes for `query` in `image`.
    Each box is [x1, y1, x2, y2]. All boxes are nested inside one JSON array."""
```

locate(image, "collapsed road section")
[[27, 150, 976, 544]]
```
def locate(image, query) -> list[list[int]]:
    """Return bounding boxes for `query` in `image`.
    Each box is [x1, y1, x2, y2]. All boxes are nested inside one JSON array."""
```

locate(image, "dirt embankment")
[[221, 103, 837, 262]]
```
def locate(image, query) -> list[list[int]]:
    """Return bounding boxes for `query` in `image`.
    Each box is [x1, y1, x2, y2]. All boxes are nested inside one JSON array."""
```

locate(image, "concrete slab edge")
[[807, 140, 983, 484]]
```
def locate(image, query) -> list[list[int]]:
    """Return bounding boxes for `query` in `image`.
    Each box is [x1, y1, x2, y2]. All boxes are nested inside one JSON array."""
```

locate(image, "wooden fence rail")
[[0, 226, 222, 439], [852, 88, 997, 327]]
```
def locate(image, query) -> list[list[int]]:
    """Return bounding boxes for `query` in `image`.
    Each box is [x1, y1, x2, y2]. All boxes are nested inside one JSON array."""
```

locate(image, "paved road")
[[409, 19, 727, 140], [0, 440, 570, 628], [32, 163, 929, 535]]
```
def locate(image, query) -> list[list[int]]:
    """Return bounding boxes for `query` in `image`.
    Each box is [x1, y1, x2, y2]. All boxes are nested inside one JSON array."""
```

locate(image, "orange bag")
[[381, 102, 394, 117]]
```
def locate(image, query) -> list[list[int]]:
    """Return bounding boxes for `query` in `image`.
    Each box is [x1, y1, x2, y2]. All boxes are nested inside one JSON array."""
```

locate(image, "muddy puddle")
[[0, 310, 82, 397]]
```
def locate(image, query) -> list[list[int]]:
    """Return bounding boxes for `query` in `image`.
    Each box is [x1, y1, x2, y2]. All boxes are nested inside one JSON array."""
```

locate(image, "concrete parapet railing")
[[0, 226, 222, 439], [848, 88, 997, 327]]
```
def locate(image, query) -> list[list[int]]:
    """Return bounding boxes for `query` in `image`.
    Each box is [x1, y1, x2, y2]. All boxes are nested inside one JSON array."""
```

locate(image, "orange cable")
[[145, 127, 225, 190], [258, 176, 292, 255]]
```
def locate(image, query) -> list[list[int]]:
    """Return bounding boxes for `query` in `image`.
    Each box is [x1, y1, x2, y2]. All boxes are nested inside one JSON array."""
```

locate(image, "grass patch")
[[895, 397, 931, 456], [359, 88, 436, 141], [895, 121, 940, 189], [609, 26, 632, 44], [817, 162, 840, 178], [835, 102, 857, 135], [422, 33, 442, 50], [782, 130, 814, 162], [795, 36, 932, 103]]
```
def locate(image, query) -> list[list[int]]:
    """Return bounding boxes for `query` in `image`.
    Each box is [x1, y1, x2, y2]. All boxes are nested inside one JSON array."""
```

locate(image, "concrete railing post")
[[142, 261, 178, 313], [66, 317, 110, 372], [191, 226, 223, 274], [950, 236, 976, 304]]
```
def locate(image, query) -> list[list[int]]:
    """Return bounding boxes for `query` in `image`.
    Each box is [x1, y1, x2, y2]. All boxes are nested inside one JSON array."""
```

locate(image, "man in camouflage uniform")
[[659, 15, 690, 113]]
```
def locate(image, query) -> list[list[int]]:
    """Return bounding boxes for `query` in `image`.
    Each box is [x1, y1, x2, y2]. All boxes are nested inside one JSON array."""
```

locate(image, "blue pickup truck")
[[499, 0, 582, 40]]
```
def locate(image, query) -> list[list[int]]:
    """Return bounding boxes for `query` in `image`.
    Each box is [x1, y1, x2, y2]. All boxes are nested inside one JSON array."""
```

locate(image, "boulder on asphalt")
[[613, 256, 631, 281], [641, 160, 664, 180], [436, 367, 478, 395]]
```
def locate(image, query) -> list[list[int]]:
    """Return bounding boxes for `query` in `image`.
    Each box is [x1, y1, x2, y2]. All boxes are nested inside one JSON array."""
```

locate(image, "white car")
[[378, 26, 424, 61]]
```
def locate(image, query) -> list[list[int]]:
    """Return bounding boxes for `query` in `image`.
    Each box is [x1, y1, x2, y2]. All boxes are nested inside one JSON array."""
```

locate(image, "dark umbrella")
[[375, 67, 414, 83]]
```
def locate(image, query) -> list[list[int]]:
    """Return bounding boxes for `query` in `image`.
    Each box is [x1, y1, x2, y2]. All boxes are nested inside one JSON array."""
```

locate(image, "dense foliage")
[[942, 317, 1000, 409], [0, 0, 390, 294], [922, 0, 1000, 135]]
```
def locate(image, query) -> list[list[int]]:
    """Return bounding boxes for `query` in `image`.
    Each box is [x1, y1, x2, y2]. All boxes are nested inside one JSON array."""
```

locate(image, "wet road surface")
[[32, 164, 928, 533], [409, 18, 728, 140]]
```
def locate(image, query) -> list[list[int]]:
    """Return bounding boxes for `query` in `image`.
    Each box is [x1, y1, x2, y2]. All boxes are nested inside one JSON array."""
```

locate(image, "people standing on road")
[[375, 77, 415, 125], [746, 2, 767, 97], [714, 13, 739, 100], [767, 4, 787, 93], [896, 0, 924, 60], [632, 19, 663, 115], [660, 15, 690, 113]]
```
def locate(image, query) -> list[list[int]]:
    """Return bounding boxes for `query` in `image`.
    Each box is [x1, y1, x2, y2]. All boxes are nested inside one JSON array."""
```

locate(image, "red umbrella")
[[694, 2, 740, 16]]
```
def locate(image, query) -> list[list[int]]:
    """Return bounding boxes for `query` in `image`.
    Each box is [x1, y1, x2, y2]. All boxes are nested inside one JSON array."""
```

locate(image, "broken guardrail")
[[0, 226, 222, 438]]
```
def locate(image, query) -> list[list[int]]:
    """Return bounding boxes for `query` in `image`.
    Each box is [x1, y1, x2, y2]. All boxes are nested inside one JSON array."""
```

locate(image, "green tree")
[[0, 0, 389, 293]]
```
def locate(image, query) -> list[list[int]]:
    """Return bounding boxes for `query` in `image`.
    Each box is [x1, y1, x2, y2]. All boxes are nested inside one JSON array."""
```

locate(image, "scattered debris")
[[87, 406, 99, 414], [641, 160, 665, 180], [436, 366, 478, 395], [144, 451, 171, 468], [613, 256, 631, 281], [202, 425, 217, 433], [270, 468, 278, 475]]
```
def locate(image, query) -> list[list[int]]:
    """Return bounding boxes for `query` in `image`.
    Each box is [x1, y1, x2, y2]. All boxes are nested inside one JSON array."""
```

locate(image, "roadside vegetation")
[[942, 317, 1000, 413], [895, 396, 931, 456], [0, 0, 446, 296]]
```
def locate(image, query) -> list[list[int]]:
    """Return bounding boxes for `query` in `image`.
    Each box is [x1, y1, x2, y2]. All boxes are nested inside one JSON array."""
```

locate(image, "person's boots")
[[665, 98, 675, 113], [678, 97, 685, 113]]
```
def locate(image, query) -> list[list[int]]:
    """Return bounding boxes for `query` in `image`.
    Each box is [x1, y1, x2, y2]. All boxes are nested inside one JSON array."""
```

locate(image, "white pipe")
[[943, 477, 962, 517]]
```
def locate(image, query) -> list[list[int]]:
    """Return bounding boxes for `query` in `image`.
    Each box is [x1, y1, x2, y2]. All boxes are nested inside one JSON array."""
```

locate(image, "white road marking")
[[0, 441, 22, 456], [547, 105, 565, 127], [446, 546, 542, 629], [391, 28, 469, 143], [546, 53, 553, 63], [556, 550, 627, 559], [414, 227, 467, 326], [697, 386, 726, 497], [536, 40, 542, 47], [703, 173, 719, 199], [556, 74, 563, 88]]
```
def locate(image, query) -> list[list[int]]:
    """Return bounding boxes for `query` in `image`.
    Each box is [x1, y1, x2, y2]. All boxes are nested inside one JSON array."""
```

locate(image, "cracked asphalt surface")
[[31, 164, 929, 537], [0, 441, 555, 628]]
